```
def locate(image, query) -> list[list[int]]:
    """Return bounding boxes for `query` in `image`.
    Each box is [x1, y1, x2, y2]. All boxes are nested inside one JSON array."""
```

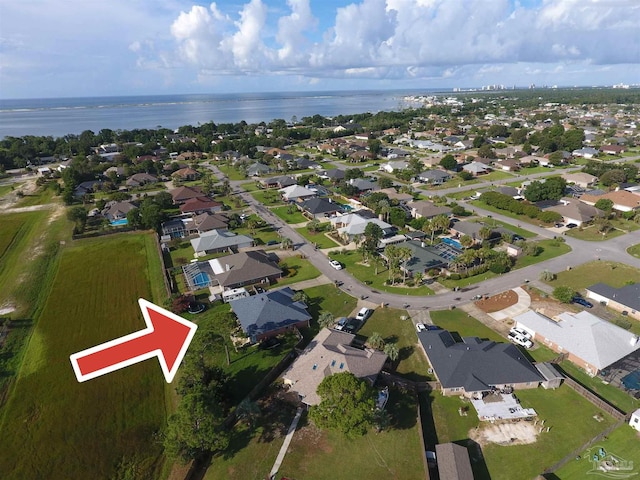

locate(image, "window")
[[339, 362, 344, 369], [331, 360, 336, 367], [312, 364, 317, 370]]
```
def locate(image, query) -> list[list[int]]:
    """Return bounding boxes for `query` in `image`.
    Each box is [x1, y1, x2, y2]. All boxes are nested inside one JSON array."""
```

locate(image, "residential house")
[[417, 329, 542, 396], [630, 409, 640, 432], [192, 212, 229, 233], [348, 178, 378, 193], [230, 287, 311, 343], [379, 160, 409, 173], [331, 214, 394, 242], [496, 158, 521, 172], [579, 191, 640, 212], [546, 198, 604, 226], [74, 180, 104, 197], [171, 167, 199, 181], [417, 170, 451, 185], [600, 145, 626, 155], [383, 239, 459, 275], [513, 310, 640, 375], [260, 175, 296, 189], [348, 150, 375, 162], [282, 328, 387, 406], [170, 185, 206, 204], [190, 229, 254, 256], [435, 443, 474, 480], [420, 156, 444, 168], [454, 140, 474, 150], [179, 197, 223, 215], [246, 163, 271, 177], [572, 147, 599, 159], [102, 201, 137, 222], [279, 184, 317, 202], [379, 188, 413, 204], [125, 173, 158, 188], [408, 200, 452, 219], [318, 168, 345, 182], [518, 155, 544, 165], [161, 218, 195, 238], [384, 148, 410, 159], [299, 197, 342, 219], [586, 282, 640, 321], [561, 172, 598, 189], [495, 186, 521, 199], [104, 166, 125, 177], [462, 161, 490, 176]]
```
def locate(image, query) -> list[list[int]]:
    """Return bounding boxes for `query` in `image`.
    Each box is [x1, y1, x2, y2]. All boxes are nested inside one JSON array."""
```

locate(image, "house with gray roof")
[[513, 310, 640, 375], [279, 184, 317, 202], [546, 198, 604, 226], [417, 169, 451, 185], [230, 287, 310, 343], [418, 329, 542, 396], [260, 175, 296, 189], [383, 240, 458, 275], [408, 200, 452, 219], [331, 213, 393, 242], [586, 283, 640, 321], [462, 161, 490, 176], [190, 229, 253, 256], [348, 177, 378, 193], [318, 168, 345, 182], [282, 328, 387, 406], [435, 443, 474, 480], [102, 201, 137, 222], [125, 173, 158, 188], [299, 197, 342, 219], [206, 250, 282, 290], [246, 163, 271, 177]]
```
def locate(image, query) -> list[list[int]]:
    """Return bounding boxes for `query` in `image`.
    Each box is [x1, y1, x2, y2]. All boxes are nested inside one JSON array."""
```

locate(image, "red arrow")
[[70, 299, 197, 383]]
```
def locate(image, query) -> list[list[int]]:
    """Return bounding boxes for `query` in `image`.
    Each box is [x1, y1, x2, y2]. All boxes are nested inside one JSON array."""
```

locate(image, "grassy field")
[[0, 233, 169, 479], [554, 424, 640, 479], [217, 164, 247, 181], [0, 183, 18, 197], [564, 224, 625, 241], [358, 307, 432, 381], [329, 250, 435, 296], [430, 309, 503, 342], [547, 261, 640, 293], [250, 189, 284, 206], [628, 243, 640, 258], [295, 226, 340, 249], [274, 255, 322, 287], [424, 385, 618, 480], [278, 389, 425, 480], [16, 184, 58, 206], [271, 205, 308, 224], [300, 284, 358, 341]]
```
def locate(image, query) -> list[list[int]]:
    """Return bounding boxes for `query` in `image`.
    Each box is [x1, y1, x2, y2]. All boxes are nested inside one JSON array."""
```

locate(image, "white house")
[[630, 409, 640, 432], [379, 160, 409, 173]]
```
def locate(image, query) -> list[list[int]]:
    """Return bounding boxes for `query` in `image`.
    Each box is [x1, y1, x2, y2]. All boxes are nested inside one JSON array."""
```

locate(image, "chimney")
[[421, 242, 425, 248], [225, 264, 230, 271], [631, 336, 639, 347]]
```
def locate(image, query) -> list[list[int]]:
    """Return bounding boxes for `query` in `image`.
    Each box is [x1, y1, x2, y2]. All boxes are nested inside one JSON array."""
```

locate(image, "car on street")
[[329, 259, 343, 270], [509, 327, 532, 340], [572, 296, 593, 308], [508, 331, 533, 349], [355, 307, 373, 322]]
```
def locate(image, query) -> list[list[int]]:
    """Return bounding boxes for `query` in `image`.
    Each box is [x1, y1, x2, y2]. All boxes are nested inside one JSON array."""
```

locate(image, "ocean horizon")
[[0, 89, 448, 139]]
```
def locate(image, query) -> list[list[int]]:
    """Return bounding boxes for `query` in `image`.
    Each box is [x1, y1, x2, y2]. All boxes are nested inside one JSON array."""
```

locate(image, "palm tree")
[[384, 343, 399, 362], [384, 245, 400, 284], [318, 311, 335, 329], [307, 218, 321, 233], [413, 271, 424, 286], [378, 199, 391, 222], [423, 219, 437, 244], [292, 291, 309, 304], [352, 233, 362, 249], [479, 225, 493, 242], [459, 234, 474, 249], [433, 214, 451, 234], [246, 217, 260, 235], [367, 332, 385, 350], [281, 237, 293, 250], [398, 246, 413, 284], [371, 253, 384, 275]]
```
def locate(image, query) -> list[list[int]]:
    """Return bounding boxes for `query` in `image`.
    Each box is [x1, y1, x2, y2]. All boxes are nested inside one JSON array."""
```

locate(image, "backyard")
[[0, 233, 168, 479]]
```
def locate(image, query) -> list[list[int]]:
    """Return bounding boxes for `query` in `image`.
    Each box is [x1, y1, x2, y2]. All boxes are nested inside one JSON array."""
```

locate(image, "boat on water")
[[376, 386, 389, 410]]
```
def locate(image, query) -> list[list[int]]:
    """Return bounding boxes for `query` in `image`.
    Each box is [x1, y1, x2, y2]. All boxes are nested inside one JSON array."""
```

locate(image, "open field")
[[554, 424, 640, 479], [547, 261, 640, 293], [295, 226, 340, 249], [217, 164, 247, 181], [424, 385, 617, 480], [0, 233, 168, 479], [278, 389, 425, 480], [358, 307, 432, 381], [564, 224, 625, 241], [271, 205, 308, 224], [15, 184, 58, 207], [329, 250, 435, 296]]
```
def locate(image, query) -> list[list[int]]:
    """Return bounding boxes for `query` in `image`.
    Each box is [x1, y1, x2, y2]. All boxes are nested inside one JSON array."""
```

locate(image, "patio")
[[470, 392, 537, 421]]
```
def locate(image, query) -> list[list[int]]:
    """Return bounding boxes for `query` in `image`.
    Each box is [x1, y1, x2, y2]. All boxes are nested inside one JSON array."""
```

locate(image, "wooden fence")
[[415, 394, 432, 480], [562, 376, 626, 420]]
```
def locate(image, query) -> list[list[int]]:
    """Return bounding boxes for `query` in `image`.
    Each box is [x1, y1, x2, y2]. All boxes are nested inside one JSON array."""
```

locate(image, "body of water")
[[0, 89, 440, 139]]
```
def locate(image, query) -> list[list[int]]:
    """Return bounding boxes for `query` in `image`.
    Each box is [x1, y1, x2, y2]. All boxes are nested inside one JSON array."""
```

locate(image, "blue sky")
[[1, 0, 638, 99]]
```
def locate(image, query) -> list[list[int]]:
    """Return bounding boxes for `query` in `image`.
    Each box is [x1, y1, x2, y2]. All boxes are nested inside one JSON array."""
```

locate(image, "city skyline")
[[1, 0, 639, 99]]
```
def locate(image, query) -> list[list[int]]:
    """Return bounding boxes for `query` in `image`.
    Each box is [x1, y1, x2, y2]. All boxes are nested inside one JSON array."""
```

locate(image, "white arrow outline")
[[69, 298, 197, 383]]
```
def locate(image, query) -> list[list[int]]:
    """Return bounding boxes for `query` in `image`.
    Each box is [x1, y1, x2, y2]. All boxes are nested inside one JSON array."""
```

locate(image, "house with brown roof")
[[496, 158, 521, 172], [600, 145, 626, 155], [208, 250, 282, 289], [435, 443, 474, 480], [171, 167, 199, 181], [379, 188, 413, 204], [179, 197, 223, 215], [546, 198, 604, 226], [408, 200, 452, 219], [579, 190, 640, 212], [125, 173, 158, 188], [170, 185, 206, 204], [282, 328, 387, 406]]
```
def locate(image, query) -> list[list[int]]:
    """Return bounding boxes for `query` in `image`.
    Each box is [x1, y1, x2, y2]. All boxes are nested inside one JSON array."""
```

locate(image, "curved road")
[[207, 163, 640, 311]]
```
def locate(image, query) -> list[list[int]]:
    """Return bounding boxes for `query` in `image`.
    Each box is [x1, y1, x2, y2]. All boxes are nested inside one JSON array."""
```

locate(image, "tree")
[[126, 207, 141, 228], [540, 270, 556, 282], [292, 290, 309, 304], [413, 271, 423, 286], [367, 332, 385, 350], [154, 191, 174, 209], [368, 138, 382, 157], [389, 207, 406, 228], [600, 169, 626, 187], [377, 176, 393, 189], [459, 235, 474, 249], [478, 226, 493, 241], [67, 206, 87, 233], [309, 372, 376, 438], [235, 399, 260, 429], [363, 222, 383, 260], [139, 198, 163, 230], [397, 246, 413, 284], [246, 217, 260, 235], [477, 144, 496, 159], [318, 311, 335, 329], [553, 285, 575, 303], [439, 154, 457, 171], [383, 343, 399, 362], [281, 237, 293, 250], [594, 198, 614, 213], [594, 217, 613, 235], [307, 218, 321, 233]]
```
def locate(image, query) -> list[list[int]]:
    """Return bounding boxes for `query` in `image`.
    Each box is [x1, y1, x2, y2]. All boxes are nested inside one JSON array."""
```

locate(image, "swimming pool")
[[110, 218, 128, 226], [192, 272, 210, 288], [441, 237, 463, 249], [622, 370, 640, 391]]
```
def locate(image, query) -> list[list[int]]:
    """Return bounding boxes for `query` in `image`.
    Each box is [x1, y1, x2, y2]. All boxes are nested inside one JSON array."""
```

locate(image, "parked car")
[[416, 323, 427, 333], [329, 259, 343, 270], [334, 317, 348, 331], [572, 296, 593, 308], [509, 327, 532, 340], [355, 307, 373, 322], [554, 223, 564, 228], [508, 331, 533, 349], [343, 317, 361, 333], [566, 223, 578, 229]]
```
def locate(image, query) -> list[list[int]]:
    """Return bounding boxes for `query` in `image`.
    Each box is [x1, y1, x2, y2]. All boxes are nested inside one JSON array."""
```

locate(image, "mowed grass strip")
[[0, 234, 168, 480]]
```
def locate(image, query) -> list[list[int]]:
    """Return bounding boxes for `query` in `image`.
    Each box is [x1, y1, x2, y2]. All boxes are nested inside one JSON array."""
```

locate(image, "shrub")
[[553, 285, 575, 303], [448, 273, 461, 280]]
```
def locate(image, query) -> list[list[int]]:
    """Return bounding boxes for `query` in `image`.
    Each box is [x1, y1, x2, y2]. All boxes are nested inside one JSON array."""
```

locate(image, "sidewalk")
[[283, 274, 332, 291], [269, 407, 303, 479]]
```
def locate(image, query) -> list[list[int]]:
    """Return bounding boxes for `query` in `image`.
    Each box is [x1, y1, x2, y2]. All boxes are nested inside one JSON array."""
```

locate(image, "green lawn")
[[513, 239, 572, 268], [274, 255, 322, 287], [475, 217, 536, 238], [564, 224, 624, 241], [300, 284, 358, 342], [0, 233, 168, 479], [271, 205, 308, 224], [218, 164, 247, 181], [554, 424, 640, 479], [627, 243, 640, 258], [295, 226, 340, 249], [429, 309, 503, 342], [250, 189, 284, 206], [16, 184, 58, 206], [329, 250, 435, 296], [0, 183, 18, 197], [234, 221, 281, 245], [278, 390, 425, 480], [547, 261, 640, 293], [469, 199, 540, 226], [358, 308, 433, 381], [482, 170, 517, 181], [239, 181, 260, 192]]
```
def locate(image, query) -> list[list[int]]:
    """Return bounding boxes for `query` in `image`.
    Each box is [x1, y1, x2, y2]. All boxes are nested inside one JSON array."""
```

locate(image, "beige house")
[[282, 328, 387, 406], [561, 172, 598, 189], [586, 283, 640, 321]]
